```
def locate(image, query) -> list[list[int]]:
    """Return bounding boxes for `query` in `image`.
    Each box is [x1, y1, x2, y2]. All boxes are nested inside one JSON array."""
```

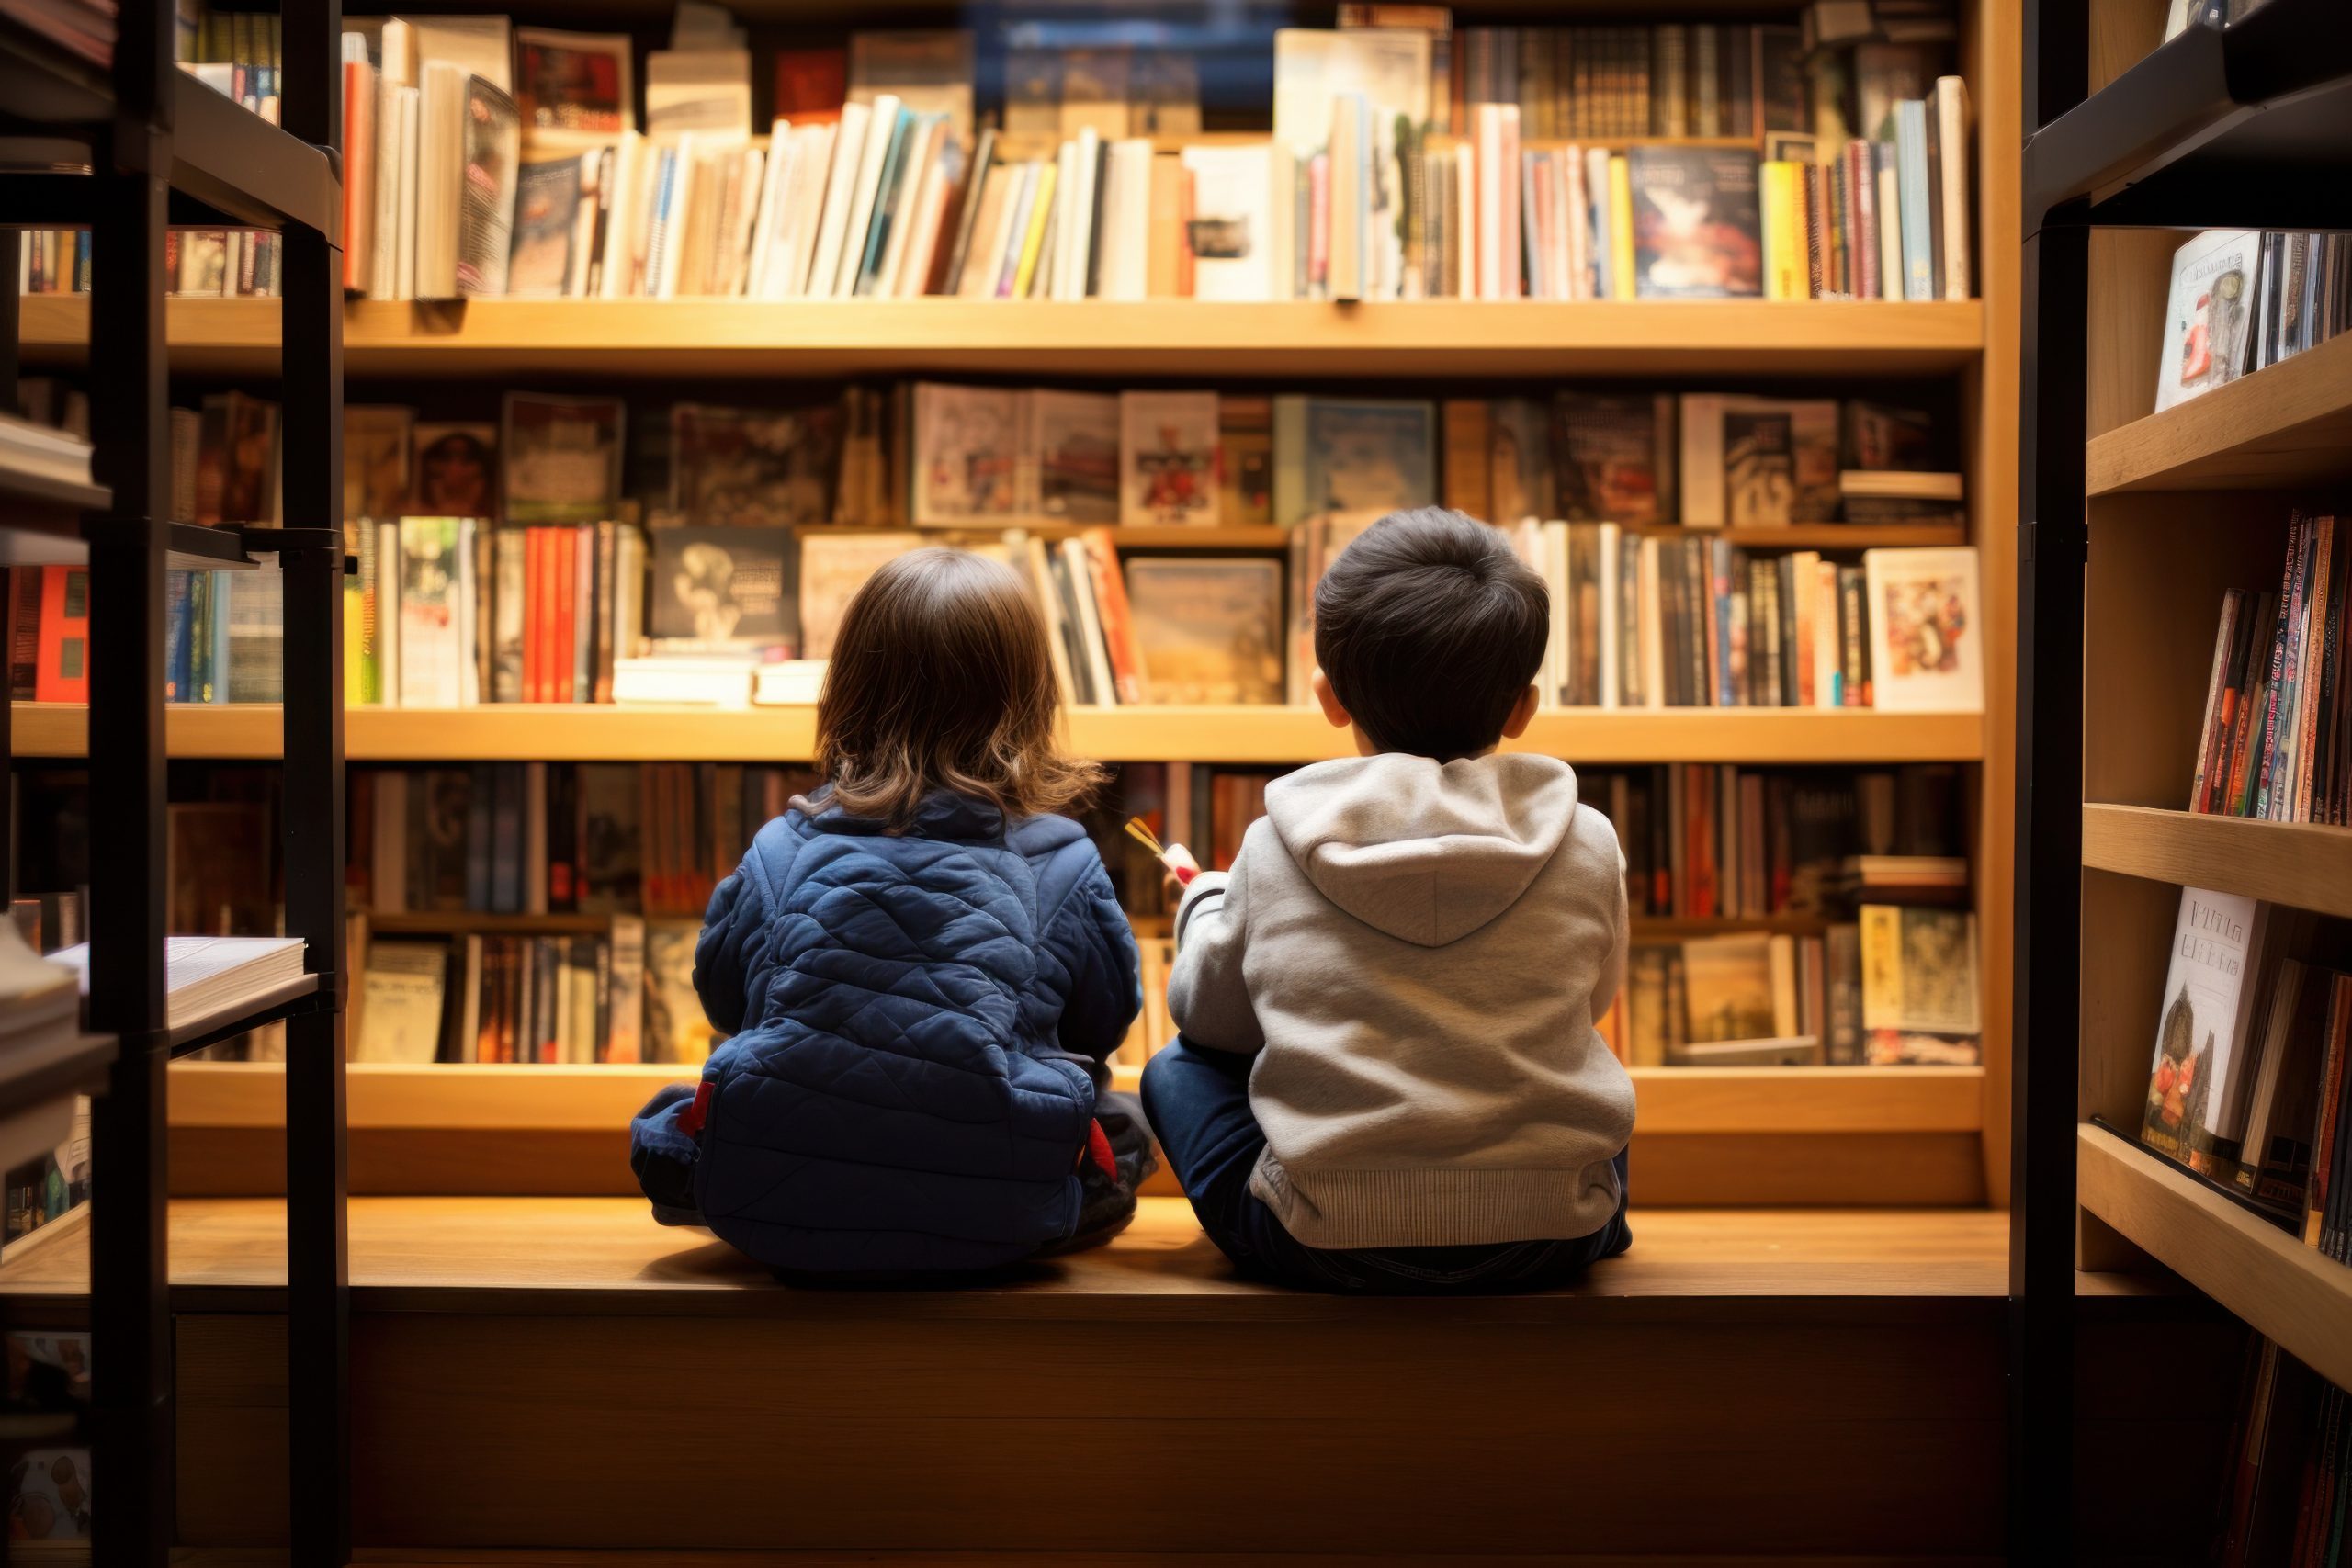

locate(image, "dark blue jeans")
[[1140, 1039, 1632, 1294]]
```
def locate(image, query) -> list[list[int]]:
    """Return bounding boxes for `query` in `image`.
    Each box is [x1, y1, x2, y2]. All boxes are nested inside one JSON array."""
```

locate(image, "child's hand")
[[1159, 842, 1199, 906]]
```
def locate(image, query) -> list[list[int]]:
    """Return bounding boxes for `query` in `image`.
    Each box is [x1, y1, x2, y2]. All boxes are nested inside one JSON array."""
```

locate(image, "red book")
[[535, 527, 562, 705], [521, 528, 541, 702], [33, 567, 89, 704], [553, 528, 577, 704], [342, 60, 376, 291], [773, 48, 846, 124], [1078, 529, 1147, 705]]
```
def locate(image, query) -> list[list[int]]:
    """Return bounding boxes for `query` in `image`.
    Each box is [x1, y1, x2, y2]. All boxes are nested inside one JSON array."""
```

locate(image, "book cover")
[[798, 533, 922, 660], [501, 394, 621, 525], [506, 153, 584, 296], [1281, 396, 1437, 525], [343, 405, 414, 521], [397, 518, 466, 707], [456, 75, 521, 298], [32, 567, 88, 704], [1679, 933, 1777, 1043], [2155, 230, 2258, 413], [1552, 391, 1671, 525], [847, 29, 974, 143], [1032, 389, 1120, 523], [1723, 408, 1795, 526], [412, 422, 498, 518], [1218, 396, 1274, 526], [2141, 887, 2263, 1162], [774, 47, 846, 123], [1182, 142, 1290, 302], [648, 525, 796, 649], [1627, 145, 1761, 299], [356, 942, 448, 1063], [669, 402, 842, 527], [1120, 391, 1219, 526], [514, 28, 631, 141], [912, 383, 1023, 525], [645, 48, 752, 141], [644, 919, 714, 1064], [1124, 557, 1285, 705], [1863, 547, 1983, 712], [1859, 904, 1981, 1063]]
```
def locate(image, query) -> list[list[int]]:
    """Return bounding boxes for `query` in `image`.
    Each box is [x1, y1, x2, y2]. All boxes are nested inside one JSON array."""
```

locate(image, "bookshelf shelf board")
[[2080, 804, 2352, 920], [17, 296, 1988, 378], [2077, 1126, 2352, 1393], [2022, 0, 2352, 231], [10, 703, 1986, 765], [2087, 332, 2352, 495], [166, 1058, 1984, 1138]]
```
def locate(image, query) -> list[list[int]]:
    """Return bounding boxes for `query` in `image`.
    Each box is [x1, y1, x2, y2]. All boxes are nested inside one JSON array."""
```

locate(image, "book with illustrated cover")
[[848, 29, 974, 142], [1125, 557, 1285, 705], [1182, 141, 1294, 302], [505, 154, 585, 297], [343, 405, 414, 522], [644, 48, 752, 140], [1119, 391, 1219, 526], [1552, 392, 1673, 524], [2141, 888, 2265, 1163], [1272, 395, 1437, 526], [644, 919, 715, 1064], [798, 532, 922, 659], [356, 942, 449, 1063], [1723, 407, 1796, 526], [1858, 904, 1980, 1064], [514, 28, 632, 141], [912, 383, 1023, 525], [2155, 230, 2257, 412], [1679, 394, 1838, 526], [1628, 145, 1761, 298], [1218, 396, 1274, 526], [1031, 389, 1120, 524], [6, 1447, 91, 1543], [1862, 547, 1983, 712], [1679, 933, 1778, 1043], [502, 394, 623, 525], [457, 76, 522, 298], [648, 525, 796, 648], [412, 423, 499, 518], [669, 403, 842, 527]]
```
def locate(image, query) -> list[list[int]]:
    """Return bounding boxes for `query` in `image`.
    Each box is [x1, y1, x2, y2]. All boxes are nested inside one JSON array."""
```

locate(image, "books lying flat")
[[49, 935, 308, 1032]]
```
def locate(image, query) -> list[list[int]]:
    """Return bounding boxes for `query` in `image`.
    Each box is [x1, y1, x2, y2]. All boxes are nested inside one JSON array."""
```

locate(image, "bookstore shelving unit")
[[0, 0, 352, 1562], [6, 0, 2028, 1217], [2015, 0, 2352, 1547]]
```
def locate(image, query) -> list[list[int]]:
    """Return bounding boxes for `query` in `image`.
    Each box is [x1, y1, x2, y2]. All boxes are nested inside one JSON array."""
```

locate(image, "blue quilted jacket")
[[631, 788, 1143, 1275]]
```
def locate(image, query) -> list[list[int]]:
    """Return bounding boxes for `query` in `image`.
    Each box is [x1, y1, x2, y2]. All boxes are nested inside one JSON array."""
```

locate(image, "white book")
[[1875, 150, 1903, 305], [1057, 537, 1119, 706], [876, 116, 941, 297], [375, 520, 401, 706], [2154, 229, 2259, 413], [803, 100, 871, 298], [52, 936, 308, 1032], [892, 125, 956, 297], [1862, 547, 1984, 713], [368, 79, 406, 298], [356, 942, 447, 1063], [455, 518, 479, 705], [392, 85, 421, 300], [1060, 126, 1101, 300], [1094, 139, 1153, 301], [1597, 524, 1622, 707], [776, 123, 836, 297], [1543, 520, 1569, 706], [743, 116, 792, 297], [1639, 537, 1666, 708], [988, 162, 1040, 299], [414, 61, 466, 299], [831, 94, 902, 299], [594, 132, 639, 298], [1933, 76, 1971, 300], [1180, 141, 1294, 302], [720, 143, 765, 296]]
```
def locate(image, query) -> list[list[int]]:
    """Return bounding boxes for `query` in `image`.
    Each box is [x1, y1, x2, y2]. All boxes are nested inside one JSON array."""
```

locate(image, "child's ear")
[[1500, 682, 1540, 740], [1310, 668, 1351, 731]]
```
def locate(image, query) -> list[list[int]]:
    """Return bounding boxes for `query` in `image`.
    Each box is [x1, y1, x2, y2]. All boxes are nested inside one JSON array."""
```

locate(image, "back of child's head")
[[1314, 506, 1550, 761], [818, 547, 1103, 829]]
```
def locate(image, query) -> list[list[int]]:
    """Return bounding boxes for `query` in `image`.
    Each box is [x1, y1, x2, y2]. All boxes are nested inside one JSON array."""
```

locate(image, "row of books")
[[351, 762, 817, 921], [8, 562, 286, 706], [2142, 886, 2350, 1263], [2159, 231, 2352, 415], [2209, 1339, 2352, 1567], [356, 921, 696, 1066], [1622, 908, 1980, 1068], [2189, 513, 2350, 826]]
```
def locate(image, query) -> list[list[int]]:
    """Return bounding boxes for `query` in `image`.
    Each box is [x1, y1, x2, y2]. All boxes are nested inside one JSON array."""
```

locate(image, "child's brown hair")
[[815, 547, 1103, 830]]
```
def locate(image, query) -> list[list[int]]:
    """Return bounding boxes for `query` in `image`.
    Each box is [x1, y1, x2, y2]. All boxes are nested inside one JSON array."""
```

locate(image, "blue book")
[[854, 107, 912, 296], [208, 571, 232, 704], [1895, 99, 1933, 302]]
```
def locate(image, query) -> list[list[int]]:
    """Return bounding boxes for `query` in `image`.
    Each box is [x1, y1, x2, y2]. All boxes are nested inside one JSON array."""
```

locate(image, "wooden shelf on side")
[[2077, 1126, 2352, 1393], [2081, 803, 2352, 919], [11, 703, 1987, 765], [167, 1058, 1985, 1137], [17, 295, 1988, 378], [2087, 331, 2352, 496]]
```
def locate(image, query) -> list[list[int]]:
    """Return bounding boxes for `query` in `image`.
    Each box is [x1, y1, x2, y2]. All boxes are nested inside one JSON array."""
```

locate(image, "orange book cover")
[[524, 528, 547, 704], [553, 528, 578, 704], [33, 566, 88, 704], [1079, 527, 1148, 705]]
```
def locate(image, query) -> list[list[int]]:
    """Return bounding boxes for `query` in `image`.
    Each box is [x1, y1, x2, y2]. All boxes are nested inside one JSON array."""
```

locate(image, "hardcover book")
[[1119, 391, 1219, 526], [1627, 145, 1762, 299], [1552, 391, 1673, 525], [502, 393, 623, 525], [669, 402, 842, 527], [1125, 557, 1286, 705], [456, 76, 522, 298], [343, 405, 415, 521], [412, 422, 499, 518], [514, 28, 632, 141], [1031, 389, 1120, 524], [648, 525, 796, 648], [912, 383, 1023, 525], [1859, 904, 1981, 1065], [1272, 395, 1437, 526], [2141, 887, 2265, 1163], [2154, 229, 2258, 413], [1862, 547, 1983, 712], [505, 154, 585, 297]]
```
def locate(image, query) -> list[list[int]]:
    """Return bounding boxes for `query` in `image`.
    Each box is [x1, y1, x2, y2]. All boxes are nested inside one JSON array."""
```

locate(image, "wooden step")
[[2, 1200, 2223, 1561]]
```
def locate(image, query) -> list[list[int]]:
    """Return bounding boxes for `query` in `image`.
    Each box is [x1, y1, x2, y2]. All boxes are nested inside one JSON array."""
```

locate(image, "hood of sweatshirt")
[[1261, 752, 1582, 947]]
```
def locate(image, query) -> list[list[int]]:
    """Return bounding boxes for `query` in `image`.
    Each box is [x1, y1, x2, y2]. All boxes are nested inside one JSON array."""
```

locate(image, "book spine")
[[2256, 514, 2308, 819], [2190, 590, 2241, 812]]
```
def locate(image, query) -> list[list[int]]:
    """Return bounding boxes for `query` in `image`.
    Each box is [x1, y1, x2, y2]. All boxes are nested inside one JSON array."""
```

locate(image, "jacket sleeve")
[[695, 827, 790, 1040], [1164, 847, 1266, 1056], [1049, 855, 1143, 1065]]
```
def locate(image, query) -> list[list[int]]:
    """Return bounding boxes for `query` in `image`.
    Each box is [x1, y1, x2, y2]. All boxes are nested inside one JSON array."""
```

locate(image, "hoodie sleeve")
[[1048, 854, 1143, 1065], [1591, 846, 1630, 1027], [1165, 852, 1267, 1056]]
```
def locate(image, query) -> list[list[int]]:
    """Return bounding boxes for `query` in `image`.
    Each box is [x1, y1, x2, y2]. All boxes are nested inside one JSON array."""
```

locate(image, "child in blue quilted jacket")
[[628, 547, 1152, 1277]]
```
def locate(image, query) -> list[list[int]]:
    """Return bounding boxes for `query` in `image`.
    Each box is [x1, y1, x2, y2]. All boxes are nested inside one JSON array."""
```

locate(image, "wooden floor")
[[0, 1196, 2019, 1315]]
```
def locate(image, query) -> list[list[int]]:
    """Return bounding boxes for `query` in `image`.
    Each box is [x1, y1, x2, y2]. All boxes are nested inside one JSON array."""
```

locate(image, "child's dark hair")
[[816, 547, 1104, 829], [1313, 506, 1549, 761]]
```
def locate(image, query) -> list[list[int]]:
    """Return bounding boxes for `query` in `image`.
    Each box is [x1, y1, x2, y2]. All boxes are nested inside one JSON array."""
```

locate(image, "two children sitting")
[[629, 505, 1634, 1291]]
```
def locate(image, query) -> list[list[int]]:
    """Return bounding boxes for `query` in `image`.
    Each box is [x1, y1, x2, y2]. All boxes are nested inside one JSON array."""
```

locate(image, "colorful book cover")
[[668, 402, 841, 528], [501, 394, 622, 525], [1125, 557, 1285, 705], [911, 383, 1023, 525], [1119, 391, 1219, 526], [2140, 888, 2262, 1161], [1031, 389, 1120, 524], [647, 525, 796, 649], [412, 423, 499, 519], [1627, 145, 1761, 299], [2154, 230, 2258, 413]]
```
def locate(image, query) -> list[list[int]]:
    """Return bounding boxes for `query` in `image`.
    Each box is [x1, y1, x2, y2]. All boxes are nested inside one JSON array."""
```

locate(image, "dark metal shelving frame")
[[2015, 0, 2352, 1556], [0, 0, 348, 1562]]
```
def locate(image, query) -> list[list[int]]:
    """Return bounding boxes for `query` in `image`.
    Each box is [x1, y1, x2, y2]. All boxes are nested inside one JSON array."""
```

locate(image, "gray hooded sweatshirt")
[[1167, 751, 1634, 1249]]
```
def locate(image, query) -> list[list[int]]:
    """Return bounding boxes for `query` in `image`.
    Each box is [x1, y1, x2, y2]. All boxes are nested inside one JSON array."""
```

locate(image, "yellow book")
[[1607, 155, 1635, 301], [1012, 162, 1057, 299], [1760, 161, 1800, 300]]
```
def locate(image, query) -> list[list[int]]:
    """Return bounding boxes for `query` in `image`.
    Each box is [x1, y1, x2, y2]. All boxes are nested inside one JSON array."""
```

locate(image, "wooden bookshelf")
[[17, 295, 1989, 378], [8, 702, 1986, 765], [2082, 805, 2352, 920], [2077, 1127, 2352, 1393], [167, 1058, 1986, 1139], [2086, 328, 2352, 495]]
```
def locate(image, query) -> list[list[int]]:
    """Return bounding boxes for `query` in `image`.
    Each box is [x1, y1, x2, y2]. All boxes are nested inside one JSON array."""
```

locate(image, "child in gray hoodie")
[[1139, 506, 1634, 1292]]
